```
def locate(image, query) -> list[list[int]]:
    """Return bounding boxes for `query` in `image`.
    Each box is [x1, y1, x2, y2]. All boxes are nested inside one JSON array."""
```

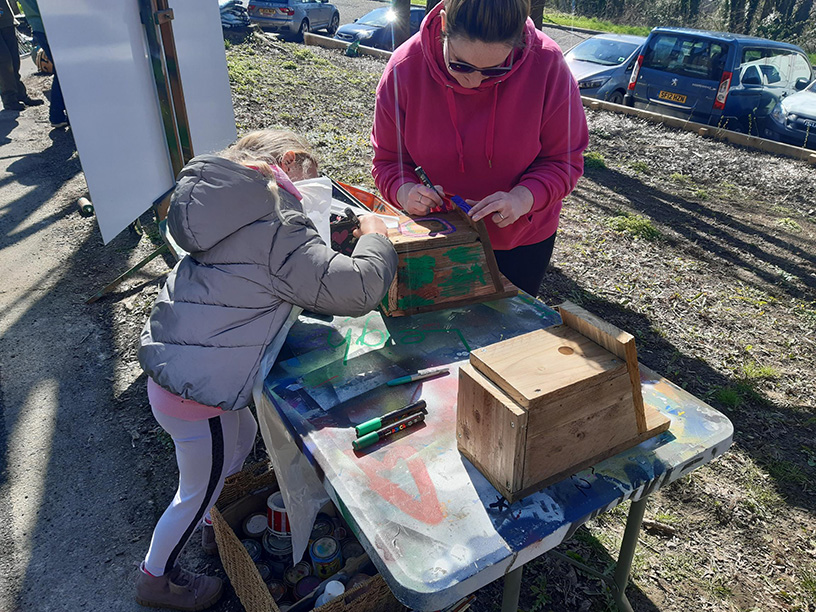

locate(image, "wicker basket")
[[212, 462, 406, 612]]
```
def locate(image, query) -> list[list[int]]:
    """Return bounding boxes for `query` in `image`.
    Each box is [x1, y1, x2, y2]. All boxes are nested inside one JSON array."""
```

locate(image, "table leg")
[[500, 565, 523, 612], [613, 496, 647, 612]]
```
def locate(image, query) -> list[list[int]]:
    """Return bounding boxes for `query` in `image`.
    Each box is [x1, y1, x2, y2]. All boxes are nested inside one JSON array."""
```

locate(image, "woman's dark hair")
[[443, 0, 530, 45]]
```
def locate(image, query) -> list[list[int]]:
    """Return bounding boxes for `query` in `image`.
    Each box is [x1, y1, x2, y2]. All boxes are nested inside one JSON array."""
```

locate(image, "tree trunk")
[[393, 0, 411, 48], [530, 0, 546, 28]]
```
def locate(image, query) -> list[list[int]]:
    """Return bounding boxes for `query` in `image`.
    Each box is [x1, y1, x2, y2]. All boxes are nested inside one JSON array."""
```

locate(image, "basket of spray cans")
[[211, 461, 406, 612]]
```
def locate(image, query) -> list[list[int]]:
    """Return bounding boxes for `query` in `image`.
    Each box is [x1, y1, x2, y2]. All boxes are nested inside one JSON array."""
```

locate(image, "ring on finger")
[[497, 212, 505, 220]]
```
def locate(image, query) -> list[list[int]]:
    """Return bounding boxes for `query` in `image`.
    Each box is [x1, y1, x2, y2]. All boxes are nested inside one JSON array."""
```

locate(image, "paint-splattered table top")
[[262, 296, 734, 611]]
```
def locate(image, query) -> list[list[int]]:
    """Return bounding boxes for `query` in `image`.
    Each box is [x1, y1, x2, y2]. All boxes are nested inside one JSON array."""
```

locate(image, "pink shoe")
[[135, 563, 223, 611]]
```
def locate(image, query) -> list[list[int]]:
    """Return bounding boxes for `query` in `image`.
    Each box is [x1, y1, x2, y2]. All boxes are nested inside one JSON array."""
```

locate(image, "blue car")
[[564, 34, 646, 105], [625, 27, 813, 134], [765, 79, 816, 149], [334, 6, 425, 51]]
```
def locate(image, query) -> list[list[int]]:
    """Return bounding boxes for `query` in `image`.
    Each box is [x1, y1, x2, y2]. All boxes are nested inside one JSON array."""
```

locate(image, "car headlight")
[[357, 30, 374, 39], [578, 77, 609, 89], [770, 103, 788, 123]]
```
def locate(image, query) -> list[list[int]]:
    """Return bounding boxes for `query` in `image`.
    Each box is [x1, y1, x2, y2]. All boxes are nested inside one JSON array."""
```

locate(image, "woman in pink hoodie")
[[372, 0, 589, 295]]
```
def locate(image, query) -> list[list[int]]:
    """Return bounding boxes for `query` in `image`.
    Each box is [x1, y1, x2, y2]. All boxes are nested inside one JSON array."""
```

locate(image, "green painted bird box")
[[380, 210, 516, 317]]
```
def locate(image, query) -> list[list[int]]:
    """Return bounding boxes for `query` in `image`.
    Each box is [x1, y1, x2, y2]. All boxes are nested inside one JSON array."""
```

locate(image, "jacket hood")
[[168, 155, 278, 254], [419, 2, 535, 95]]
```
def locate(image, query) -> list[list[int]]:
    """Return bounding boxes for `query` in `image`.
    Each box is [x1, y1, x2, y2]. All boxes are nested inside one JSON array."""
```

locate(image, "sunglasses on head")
[[445, 39, 515, 77]]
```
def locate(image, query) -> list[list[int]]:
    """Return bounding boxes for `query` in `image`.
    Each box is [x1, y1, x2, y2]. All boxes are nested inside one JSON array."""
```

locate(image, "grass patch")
[[765, 459, 812, 488], [606, 213, 661, 241], [629, 160, 650, 173], [794, 301, 816, 328], [777, 217, 802, 232], [713, 386, 742, 409], [540, 10, 651, 36], [584, 151, 607, 169], [671, 172, 692, 184], [695, 188, 709, 200], [801, 565, 816, 603], [741, 361, 779, 380], [527, 574, 552, 611]]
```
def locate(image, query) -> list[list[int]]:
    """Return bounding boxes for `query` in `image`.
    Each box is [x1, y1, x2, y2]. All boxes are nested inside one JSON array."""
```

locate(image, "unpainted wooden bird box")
[[456, 301, 671, 502]]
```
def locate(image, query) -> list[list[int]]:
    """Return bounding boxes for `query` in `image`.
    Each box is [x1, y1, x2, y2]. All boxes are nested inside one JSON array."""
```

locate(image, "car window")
[[740, 48, 812, 89], [740, 65, 762, 85], [566, 38, 640, 66], [642, 34, 728, 80], [358, 9, 392, 27]]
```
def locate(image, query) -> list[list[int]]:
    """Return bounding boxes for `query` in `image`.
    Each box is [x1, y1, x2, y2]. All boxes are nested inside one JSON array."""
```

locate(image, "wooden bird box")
[[456, 301, 671, 502], [380, 210, 517, 317]]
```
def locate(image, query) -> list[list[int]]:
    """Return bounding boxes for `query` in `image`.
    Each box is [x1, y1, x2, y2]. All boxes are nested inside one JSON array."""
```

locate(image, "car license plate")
[[804, 119, 816, 129], [259, 8, 275, 16], [658, 91, 687, 104]]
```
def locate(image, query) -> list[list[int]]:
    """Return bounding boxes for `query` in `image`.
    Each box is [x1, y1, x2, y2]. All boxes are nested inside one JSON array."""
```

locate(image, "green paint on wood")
[[402, 255, 436, 290], [439, 264, 486, 297], [444, 245, 481, 264], [398, 294, 436, 310]]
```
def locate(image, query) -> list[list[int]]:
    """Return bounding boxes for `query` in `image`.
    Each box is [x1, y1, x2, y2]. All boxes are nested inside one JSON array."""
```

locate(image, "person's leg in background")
[[136, 407, 256, 610], [493, 233, 557, 297], [31, 31, 65, 126], [0, 25, 23, 110]]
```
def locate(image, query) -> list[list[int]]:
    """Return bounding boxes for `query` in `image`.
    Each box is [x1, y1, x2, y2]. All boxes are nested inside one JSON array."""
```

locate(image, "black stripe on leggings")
[[164, 417, 225, 574]]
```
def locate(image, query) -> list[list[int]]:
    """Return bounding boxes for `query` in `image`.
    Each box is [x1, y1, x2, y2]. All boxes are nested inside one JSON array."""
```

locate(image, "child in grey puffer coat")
[[135, 130, 398, 611]]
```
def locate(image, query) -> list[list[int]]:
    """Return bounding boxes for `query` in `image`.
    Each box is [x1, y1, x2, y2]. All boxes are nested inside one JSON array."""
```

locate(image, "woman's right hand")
[[396, 182, 444, 216], [354, 215, 389, 238]]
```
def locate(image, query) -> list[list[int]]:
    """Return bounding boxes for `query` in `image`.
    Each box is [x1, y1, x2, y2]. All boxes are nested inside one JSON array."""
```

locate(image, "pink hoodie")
[[371, 3, 589, 251]]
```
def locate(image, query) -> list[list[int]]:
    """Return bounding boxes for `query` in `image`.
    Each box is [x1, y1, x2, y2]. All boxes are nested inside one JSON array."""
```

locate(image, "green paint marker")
[[354, 400, 428, 438], [386, 367, 450, 387], [353, 412, 426, 451]]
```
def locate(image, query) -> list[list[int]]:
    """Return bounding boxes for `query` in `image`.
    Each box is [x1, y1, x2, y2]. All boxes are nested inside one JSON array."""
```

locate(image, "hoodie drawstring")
[[445, 83, 501, 173], [444, 87, 466, 173], [486, 83, 499, 169]]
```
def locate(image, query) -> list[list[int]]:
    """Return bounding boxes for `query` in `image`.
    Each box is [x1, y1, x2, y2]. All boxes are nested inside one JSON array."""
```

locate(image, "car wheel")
[[297, 19, 310, 42], [327, 13, 339, 36], [607, 90, 625, 105]]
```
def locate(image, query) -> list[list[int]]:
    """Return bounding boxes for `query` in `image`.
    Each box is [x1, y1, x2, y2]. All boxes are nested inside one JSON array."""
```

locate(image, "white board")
[[38, 0, 237, 244]]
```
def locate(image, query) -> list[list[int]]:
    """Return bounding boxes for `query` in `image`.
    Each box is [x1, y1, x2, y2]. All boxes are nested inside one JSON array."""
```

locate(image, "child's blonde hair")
[[223, 130, 318, 177], [220, 129, 318, 224]]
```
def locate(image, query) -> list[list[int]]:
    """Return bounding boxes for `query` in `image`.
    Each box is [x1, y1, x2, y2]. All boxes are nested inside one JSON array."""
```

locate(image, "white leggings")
[[143, 406, 257, 576]]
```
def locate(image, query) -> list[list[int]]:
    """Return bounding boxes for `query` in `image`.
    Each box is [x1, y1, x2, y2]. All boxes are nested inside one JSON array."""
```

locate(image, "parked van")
[[624, 28, 813, 134]]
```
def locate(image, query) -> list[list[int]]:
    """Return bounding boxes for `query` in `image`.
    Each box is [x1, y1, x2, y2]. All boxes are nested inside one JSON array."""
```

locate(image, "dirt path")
[[0, 64, 246, 611]]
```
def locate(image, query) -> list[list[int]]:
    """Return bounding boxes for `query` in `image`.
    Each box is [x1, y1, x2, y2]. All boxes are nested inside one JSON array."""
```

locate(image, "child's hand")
[[354, 215, 389, 238]]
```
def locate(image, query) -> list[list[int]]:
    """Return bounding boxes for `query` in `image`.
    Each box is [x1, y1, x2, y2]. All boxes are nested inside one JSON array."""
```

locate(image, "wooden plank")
[[384, 287, 518, 317], [457, 363, 527, 497], [557, 301, 647, 432], [387, 212, 478, 252], [523, 392, 639, 489], [506, 403, 672, 503], [526, 371, 633, 431], [469, 326, 627, 409]]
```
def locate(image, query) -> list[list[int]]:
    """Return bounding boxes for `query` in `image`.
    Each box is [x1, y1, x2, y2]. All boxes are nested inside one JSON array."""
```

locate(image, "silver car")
[[247, 0, 340, 40]]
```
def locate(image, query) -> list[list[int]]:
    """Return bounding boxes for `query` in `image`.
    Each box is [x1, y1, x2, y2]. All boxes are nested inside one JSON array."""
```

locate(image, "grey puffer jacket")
[[139, 155, 398, 411]]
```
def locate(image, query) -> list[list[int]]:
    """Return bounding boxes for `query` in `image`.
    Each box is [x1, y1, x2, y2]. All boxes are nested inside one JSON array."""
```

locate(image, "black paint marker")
[[414, 166, 434, 190], [352, 412, 426, 451], [355, 400, 428, 438]]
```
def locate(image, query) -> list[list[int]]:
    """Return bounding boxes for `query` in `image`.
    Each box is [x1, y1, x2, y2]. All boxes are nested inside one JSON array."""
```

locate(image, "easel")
[[85, 0, 192, 304]]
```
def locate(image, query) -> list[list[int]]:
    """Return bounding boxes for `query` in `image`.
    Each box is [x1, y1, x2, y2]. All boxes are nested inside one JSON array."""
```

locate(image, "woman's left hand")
[[468, 186, 534, 229]]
